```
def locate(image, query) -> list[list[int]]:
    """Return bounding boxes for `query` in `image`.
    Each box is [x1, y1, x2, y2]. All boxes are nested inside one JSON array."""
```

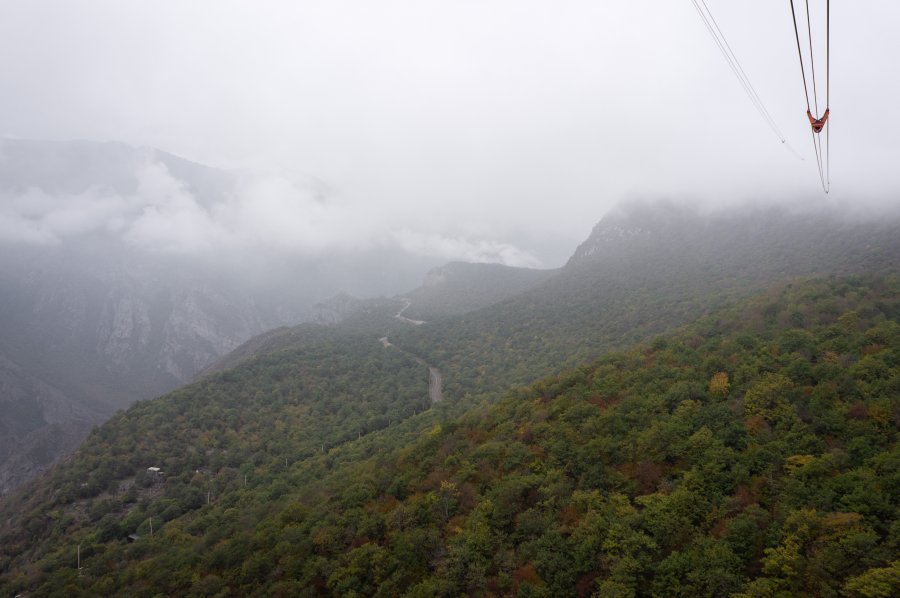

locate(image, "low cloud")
[[0, 156, 540, 268], [124, 163, 230, 253], [0, 186, 132, 245], [393, 229, 540, 268]]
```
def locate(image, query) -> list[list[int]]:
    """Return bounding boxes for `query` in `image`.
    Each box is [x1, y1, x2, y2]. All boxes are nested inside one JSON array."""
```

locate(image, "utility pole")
[[77, 543, 82, 576], [207, 490, 211, 505], [149, 517, 153, 537]]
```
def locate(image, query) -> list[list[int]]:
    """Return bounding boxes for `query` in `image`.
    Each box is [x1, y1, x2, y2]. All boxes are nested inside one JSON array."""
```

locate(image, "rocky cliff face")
[[0, 140, 313, 494], [0, 246, 300, 493], [0, 353, 103, 494]]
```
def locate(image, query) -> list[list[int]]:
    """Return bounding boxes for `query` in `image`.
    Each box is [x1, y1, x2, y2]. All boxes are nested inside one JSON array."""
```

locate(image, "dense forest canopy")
[[1, 274, 897, 596]]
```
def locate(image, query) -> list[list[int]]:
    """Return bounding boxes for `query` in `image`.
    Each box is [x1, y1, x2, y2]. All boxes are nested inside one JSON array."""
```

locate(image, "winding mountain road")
[[379, 300, 442, 404], [427, 366, 442, 404], [394, 299, 426, 325]]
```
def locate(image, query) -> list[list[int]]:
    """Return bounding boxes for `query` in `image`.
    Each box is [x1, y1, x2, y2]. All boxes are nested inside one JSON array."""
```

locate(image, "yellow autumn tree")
[[743, 373, 796, 423], [709, 372, 730, 398]]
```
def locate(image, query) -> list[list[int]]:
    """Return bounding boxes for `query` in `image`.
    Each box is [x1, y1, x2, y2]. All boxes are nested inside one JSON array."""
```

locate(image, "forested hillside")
[[1, 274, 897, 596], [401, 262, 555, 321], [2, 205, 899, 597], [390, 206, 900, 405]]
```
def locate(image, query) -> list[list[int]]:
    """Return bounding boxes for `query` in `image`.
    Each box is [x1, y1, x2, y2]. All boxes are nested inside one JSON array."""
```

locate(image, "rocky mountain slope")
[[0, 353, 102, 495], [0, 240, 298, 493]]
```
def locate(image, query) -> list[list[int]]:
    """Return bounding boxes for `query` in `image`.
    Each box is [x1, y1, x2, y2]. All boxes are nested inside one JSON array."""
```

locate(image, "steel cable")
[[789, 0, 829, 192], [690, 0, 801, 158]]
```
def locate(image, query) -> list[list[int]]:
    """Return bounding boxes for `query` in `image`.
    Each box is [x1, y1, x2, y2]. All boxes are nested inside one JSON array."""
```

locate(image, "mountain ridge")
[[402, 261, 555, 321], [389, 203, 900, 405]]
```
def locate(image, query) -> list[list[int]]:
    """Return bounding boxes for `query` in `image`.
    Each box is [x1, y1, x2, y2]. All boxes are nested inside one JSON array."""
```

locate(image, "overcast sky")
[[1, 1, 898, 267]]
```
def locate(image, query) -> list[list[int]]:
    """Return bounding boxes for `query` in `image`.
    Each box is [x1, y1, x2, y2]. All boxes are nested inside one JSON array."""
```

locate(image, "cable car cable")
[[690, 0, 801, 158], [789, 0, 829, 192], [698, 0, 785, 140]]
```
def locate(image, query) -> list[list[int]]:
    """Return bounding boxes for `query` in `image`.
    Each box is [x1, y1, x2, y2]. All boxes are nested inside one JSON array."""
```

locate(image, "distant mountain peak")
[[567, 202, 694, 264], [401, 260, 554, 319]]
